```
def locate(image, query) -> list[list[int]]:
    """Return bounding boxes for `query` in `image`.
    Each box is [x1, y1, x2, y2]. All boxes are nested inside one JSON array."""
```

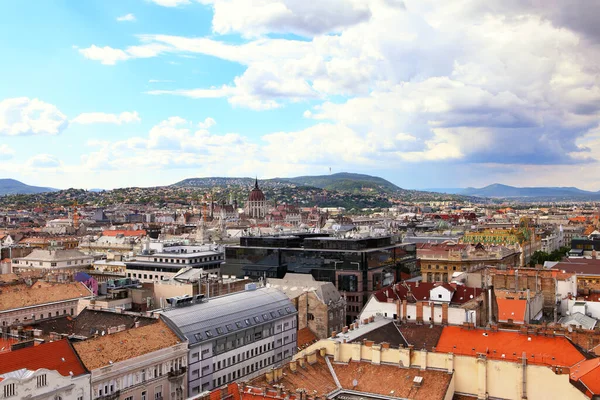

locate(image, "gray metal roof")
[[161, 287, 296, 346], [558, 312, 597, 330]]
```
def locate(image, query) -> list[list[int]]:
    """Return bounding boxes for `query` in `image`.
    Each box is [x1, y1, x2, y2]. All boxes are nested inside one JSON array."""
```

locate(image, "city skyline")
[[1, 1, 600, 190]]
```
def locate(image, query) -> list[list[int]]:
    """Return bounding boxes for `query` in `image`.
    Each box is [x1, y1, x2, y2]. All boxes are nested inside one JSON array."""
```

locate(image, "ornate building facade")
[[245, 178, 267, 219]]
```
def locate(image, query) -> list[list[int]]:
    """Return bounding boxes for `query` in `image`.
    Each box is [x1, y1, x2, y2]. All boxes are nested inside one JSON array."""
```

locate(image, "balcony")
[[96, 391, 120, 400], [168, 366, 187, 380]]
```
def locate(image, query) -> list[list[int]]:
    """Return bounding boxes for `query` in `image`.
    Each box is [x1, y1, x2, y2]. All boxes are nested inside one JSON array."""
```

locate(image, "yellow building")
[[461, 218, 541, 266]]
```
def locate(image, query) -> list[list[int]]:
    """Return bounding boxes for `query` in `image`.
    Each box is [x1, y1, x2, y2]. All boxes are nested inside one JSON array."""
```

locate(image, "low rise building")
[[0, 339, 90, 400], [126, 243, 223, 283], [418, 242, 520, 283], [0, 280, 93, 328], [11, 249, 94, 273], [359, 281, 488, 326], [161, 287, 298, 396], [73, 319, 188, 400]]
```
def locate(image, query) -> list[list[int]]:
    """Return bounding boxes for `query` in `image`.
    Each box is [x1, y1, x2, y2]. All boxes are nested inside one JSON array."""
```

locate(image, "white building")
[[161, 286, 298, 396], [0, 340, 90, 400], [359, 281, 486, 326], [125, 242, 224, 283], [11, 249, 94, 273]]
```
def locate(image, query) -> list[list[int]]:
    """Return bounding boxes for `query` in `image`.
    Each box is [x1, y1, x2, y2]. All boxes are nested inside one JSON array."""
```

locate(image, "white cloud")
[[0, 144, 15, 160], [149, 0, 191, 6], [199, 0, 374, 37], [117, 13, 136, 22], [26, 154, 62, 169], [75, 0, 600, 178], [197, 117, 216, 129], [71, 111, 141, 125], [0, 97, 68, 136]]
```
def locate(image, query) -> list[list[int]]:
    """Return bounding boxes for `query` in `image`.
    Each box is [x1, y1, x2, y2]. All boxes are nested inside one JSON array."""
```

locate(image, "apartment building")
[[11, 249, 94, 273], [0, 280, 93, 328], [161, 286, 298, 396], [0, 340, 90, 400], [73, 319, 188, 400], [125, 243, 223, 283]]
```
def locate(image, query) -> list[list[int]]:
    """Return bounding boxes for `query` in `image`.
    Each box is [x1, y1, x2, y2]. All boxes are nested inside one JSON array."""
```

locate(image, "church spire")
[[254, 176, 259, 190]]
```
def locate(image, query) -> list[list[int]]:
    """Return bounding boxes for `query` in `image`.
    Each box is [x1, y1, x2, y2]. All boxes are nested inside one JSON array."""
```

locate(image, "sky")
[[1, 0, 600, 191]]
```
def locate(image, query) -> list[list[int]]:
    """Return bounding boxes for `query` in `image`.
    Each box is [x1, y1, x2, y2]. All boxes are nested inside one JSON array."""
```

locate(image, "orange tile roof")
[[0, 338, 17, 353], [436, 326, 586, 367], [73, 319, 181, 370], [0, 339, 87, 377], [297, 327, 318, 348], [496, 298, 527, 323], [570, 358, 600, 396], [0, 281, 91, 311]]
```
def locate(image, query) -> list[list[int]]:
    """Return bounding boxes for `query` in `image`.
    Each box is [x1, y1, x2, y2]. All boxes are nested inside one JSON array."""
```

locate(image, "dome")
[[248, 178, 266, 201]]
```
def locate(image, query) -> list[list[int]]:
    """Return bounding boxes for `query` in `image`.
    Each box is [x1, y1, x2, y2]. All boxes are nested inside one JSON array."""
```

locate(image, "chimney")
[[331, 331, 337, 338], [298, 356, 306, 368], [319, 348, 327, 357], [290, 360, 297, 373], [416, 280, 420, 288], [307, 351, 317, 365], [265, 370, 274, 384]]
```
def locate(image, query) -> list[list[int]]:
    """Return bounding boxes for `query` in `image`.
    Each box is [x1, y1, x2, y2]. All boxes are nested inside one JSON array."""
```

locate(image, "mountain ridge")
[[0, 179, 58, 196], [427, 183, 600, 198]]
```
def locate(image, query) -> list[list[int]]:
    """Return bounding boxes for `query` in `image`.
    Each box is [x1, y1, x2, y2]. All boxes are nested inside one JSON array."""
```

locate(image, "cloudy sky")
[[1, 0, 599, 190]]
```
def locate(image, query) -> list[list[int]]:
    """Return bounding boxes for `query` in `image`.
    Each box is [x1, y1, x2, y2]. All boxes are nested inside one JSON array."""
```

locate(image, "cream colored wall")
[[296, 340, 588, 400], [153, 283, 195, 309]]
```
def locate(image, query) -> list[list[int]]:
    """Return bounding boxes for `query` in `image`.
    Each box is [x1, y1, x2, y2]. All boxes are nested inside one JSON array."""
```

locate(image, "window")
[[254, 316, 261, 323], [438, 294, 442, 299], [235, 321, 243, 329], [307, 313, 315, 321], [244, 319, 251, 326], [270, 311, 277, 318], [37, 374, 47, 387], [142, 391, 147, 400], [155, 386, 162, 399], [205, 330, 213, 338], [125, 397, 133, 400], [226, 324, 233, 332], [3, 383, 16, 398]]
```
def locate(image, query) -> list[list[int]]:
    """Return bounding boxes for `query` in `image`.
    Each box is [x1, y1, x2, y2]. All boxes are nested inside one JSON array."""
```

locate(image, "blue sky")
[[1, 0, 599, 190]]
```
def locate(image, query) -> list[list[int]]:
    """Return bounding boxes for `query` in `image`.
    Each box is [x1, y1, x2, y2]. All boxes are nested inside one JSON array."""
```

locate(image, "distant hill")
[[428, 183, 600, 199], [0, 179, 58, 195], [280, 172, 402, 193], [173, 173, 403, 194]]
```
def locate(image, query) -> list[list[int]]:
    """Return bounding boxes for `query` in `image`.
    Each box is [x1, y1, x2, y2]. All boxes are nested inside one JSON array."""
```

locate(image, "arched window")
[[307, 313, 315, 321]]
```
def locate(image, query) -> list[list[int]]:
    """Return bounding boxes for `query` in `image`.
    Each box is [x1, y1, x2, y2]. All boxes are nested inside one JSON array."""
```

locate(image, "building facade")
[[0, 340, 90, 400], [11, 249, 94, 273], [418, 242, 520, 283], [245, 179, 267, 219], [125, 243, 223, 283], [73, 320, 188, 400], [224, 234, 417, 324], [161, 287, 298, 396]]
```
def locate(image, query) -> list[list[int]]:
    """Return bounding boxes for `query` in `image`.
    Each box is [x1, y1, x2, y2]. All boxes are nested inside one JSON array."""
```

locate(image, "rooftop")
[[397, 324, 444, 351], [161, 287, 296, 346], [351, 320, 408, 348], [16, 249, 91, 262], [248, 352, 452, 400], [25, 308, 157, 338], [436, 326, 586, 367], [570, 358, 600, 396], [0, 340, 87, 379], [73, 319, 181, 370], [373, 282, 483, 305], [496, 298, 527, 323], [0, 281, 91, 312]]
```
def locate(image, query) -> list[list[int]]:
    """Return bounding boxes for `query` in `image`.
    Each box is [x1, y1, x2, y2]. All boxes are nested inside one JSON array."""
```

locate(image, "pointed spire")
[[254, 176, 259, 190]]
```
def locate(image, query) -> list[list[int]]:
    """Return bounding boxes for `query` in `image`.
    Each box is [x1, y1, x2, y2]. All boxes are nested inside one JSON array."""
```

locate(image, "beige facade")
[[73, 321, 188, 400], [295, 340, 587, 400]]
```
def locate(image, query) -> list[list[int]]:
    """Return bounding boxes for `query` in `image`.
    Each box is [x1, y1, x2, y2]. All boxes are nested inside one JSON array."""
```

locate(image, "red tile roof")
[[436, 326, 586, 367], [571, 358, 600, 396], [0, 339, 87, 378], [297, 327, 318, 348], [496, 298, 527, 323]]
